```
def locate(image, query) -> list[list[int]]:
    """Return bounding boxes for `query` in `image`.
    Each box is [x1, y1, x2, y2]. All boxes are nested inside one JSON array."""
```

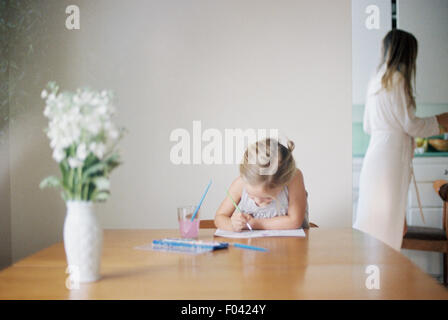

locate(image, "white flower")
[[89, 142, 106, 159], [96, 105, 107, 115], [109, 129, 119, 140], [60, 136, 73, 149], [50, 138, 58, 149], [56, 101, 65, 109], [43, 84, 123, 168], [89, 142, 97, 152], [103, 122, 118, 140], [76, 143, 88, 161], [43, 106, 51, 117], [41, 90, 48, 99], [91, 97, 100, 106], [68, 157, 83, 168], [86, 120, 101, 135], [52, 148, 65, 162]]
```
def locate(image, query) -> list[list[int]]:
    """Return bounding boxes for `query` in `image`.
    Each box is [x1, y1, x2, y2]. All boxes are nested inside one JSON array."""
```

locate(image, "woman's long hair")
[[379, 29, 418, 107]]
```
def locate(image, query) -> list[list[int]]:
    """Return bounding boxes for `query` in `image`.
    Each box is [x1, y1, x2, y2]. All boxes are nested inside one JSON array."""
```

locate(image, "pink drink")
[[177, 205, 200, 238], [179, 219, 200, 238]]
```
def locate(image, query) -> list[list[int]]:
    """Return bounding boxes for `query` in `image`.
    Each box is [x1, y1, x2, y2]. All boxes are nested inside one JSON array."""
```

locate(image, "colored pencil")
[[226, 189, 253, 231], [233, 243, 268, 252]]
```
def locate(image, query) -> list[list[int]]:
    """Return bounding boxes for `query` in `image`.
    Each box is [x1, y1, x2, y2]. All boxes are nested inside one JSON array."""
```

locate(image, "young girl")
[[215, 138, 309, 232]]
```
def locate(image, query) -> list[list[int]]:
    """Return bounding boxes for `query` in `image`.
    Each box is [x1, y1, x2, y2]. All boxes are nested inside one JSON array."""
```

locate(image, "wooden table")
[[0, 228, 447, 299]]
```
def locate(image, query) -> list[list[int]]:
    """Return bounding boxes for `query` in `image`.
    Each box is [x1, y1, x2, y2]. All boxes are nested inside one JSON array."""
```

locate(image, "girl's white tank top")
[[238, 186, 309, 228]]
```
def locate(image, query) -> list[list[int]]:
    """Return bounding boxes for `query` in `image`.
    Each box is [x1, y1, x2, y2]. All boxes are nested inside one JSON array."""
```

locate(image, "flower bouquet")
[[40, 81, 125, 283]]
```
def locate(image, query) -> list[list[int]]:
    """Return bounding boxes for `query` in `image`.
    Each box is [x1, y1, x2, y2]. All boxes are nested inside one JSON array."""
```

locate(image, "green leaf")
[[107, 160, 121, 172], [83, 153, 99, 168], [104, 153, 122, 172], [104, 153, 119, 163], [59, 160, 69, 185], [92, 191, 110, 202], [92, 177, 110, 191], [40, 176, 60, 189], [82, 162, 107, 180]]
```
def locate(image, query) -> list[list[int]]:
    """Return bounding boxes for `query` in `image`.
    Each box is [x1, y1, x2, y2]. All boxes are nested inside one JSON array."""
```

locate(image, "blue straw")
[[191, 180, 212, 221], [233, 243, 268, 252]]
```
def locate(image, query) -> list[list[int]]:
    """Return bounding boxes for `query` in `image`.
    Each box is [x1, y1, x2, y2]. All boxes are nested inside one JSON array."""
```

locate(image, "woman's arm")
[[251, 169, 307, 230], [214, 177, 248, 231], [392, 75, 442, 138], [436, 113, 448, 133]]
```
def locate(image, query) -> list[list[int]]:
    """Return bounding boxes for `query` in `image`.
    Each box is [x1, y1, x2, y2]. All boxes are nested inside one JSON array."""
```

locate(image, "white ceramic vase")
[[63, 201, 103, 283]]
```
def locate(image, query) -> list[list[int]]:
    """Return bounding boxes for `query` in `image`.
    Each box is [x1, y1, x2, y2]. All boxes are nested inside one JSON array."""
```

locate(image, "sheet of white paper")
[[214, 228, 306, 238]]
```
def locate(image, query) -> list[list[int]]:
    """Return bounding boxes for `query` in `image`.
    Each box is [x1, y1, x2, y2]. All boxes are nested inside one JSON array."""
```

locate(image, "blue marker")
[[233, 243, 268, 252]]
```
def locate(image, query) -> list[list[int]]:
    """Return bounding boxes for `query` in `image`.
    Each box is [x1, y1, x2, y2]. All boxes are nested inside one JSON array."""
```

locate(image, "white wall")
[[398, 0, 448, 104], [352, 0, 391, 105], [6, 0, 352, 263]]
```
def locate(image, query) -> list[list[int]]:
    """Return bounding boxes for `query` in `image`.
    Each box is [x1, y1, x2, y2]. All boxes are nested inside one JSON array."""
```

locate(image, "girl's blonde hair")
[[240, 138, 296, 190], [379, 29, 418, 108]]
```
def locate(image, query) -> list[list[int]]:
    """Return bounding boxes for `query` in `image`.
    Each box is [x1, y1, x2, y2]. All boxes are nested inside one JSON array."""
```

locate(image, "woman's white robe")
[[353, 65, 439, 251]]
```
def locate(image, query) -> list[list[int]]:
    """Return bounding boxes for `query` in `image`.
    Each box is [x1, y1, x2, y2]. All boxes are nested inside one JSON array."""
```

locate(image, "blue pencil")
[[233, 243, 268, 252]]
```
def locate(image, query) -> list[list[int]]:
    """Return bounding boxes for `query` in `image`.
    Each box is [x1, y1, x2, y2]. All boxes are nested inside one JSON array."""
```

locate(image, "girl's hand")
[[244, 214, 255, 230], [230, 211, 250, 232]]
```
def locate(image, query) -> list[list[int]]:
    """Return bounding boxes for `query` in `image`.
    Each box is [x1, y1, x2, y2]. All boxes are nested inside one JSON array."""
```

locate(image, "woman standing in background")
[[353, 29, 448, 251]]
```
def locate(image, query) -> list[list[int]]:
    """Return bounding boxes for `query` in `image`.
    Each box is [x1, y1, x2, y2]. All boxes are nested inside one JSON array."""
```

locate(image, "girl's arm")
[[214, 177, 248, 231], [251, 169, 307, 230]]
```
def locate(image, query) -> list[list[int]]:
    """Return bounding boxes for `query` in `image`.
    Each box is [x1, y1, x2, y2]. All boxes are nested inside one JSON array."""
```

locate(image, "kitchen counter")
[[353, 123, 448, 158]]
